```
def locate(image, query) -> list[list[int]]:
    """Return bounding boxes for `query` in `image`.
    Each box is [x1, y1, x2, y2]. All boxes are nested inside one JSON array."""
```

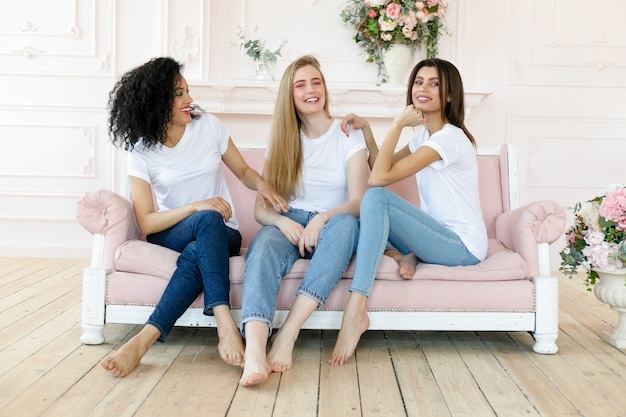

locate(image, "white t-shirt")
[[408, 124, 487, 260], [126, 114, 238, 229], [289, 119, 366, 213]]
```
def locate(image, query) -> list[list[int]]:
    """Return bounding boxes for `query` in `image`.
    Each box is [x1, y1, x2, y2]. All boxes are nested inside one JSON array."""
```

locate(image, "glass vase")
[[253, 60, 276, 82]]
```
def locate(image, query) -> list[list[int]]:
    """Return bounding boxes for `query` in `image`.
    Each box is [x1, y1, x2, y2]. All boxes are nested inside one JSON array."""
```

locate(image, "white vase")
[[382, 44, 413, 87], [593, 268, 626, 349]]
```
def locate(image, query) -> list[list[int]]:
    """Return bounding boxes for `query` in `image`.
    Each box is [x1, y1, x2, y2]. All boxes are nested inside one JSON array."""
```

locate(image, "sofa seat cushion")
[[115, 237, 528, 286], [106, 270, 535, 312]]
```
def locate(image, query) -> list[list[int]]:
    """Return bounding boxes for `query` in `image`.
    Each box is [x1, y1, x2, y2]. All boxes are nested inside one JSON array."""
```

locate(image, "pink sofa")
[[76, 144, 566, 354]]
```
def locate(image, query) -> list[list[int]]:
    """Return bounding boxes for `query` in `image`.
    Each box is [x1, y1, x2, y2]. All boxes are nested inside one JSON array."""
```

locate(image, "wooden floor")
[[1, 258, 625, 417]]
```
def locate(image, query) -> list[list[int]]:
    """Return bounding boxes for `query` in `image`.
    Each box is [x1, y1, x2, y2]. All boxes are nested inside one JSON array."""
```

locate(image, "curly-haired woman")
[[100, 57, 287, 377]]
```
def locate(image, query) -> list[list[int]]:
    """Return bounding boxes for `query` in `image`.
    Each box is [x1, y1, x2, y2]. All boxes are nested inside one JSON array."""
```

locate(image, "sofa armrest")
[[76, 189, 143, 271], [495, 200, 566, 277]]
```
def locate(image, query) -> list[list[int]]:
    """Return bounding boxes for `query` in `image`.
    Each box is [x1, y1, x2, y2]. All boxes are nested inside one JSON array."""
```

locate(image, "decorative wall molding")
[[0, 124, 95, 178], [0, 0, 113, 75], [511, 0, 625, 86], [506, 116, 626, 190], [192, 82, 491, 119]]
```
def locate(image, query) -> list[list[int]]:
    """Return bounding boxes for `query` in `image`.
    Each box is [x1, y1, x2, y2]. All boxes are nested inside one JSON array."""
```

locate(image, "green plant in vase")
[[237, 26, 287, 81]]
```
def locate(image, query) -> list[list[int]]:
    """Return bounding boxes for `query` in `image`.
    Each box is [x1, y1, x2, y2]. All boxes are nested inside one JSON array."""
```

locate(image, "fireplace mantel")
[[191, 82, 491, 119]]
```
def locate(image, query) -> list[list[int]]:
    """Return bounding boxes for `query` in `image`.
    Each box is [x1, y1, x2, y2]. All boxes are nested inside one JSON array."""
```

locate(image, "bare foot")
[[267, 330, 296, 373], [397, 253, 418, 279], [385, 250, 418, 279], [100, 326, 158, 377], [239, 340, 271, 387], [329, 296, 370, 366], [217, 325, 245, 367]]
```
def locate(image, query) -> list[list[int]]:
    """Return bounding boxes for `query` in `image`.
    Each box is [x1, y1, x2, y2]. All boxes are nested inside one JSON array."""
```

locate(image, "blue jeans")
[[146, 210, 242, 342], [240, 209, 359, 334], [350, 187, 479, 296]]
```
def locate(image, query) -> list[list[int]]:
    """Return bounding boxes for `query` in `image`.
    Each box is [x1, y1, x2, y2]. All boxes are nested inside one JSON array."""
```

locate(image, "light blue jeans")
[[240, 208, 359, 334], [350, 187, 479, 296]]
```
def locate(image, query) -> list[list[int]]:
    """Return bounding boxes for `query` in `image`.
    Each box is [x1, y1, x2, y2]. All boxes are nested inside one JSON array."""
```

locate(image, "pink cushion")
[[410, 239, 528, 281], [114, 238, 528, 284], [115, 240, 179, 278]]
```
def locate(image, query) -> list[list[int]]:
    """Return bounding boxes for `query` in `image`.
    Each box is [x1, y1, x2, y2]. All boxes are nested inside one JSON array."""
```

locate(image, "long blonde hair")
[[266, 55, 331, 200]]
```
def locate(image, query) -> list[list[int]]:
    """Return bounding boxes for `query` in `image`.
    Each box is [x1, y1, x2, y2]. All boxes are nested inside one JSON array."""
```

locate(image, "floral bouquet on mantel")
[[340, 0, 448, 83], [559, 183, 626, 290]]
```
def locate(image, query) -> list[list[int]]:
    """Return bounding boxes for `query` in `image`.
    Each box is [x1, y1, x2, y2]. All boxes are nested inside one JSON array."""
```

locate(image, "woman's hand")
[[256, 180, 288, 213], [276, 216, 305, 246], [394, 105, 427, 128], [298, 213, 329, 256], [193, 197, 233, 222], [340, 113, 369, 137]]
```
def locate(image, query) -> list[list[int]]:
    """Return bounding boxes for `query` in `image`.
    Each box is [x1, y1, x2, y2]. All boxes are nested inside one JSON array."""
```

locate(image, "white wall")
[[1, 0, 625, 271]]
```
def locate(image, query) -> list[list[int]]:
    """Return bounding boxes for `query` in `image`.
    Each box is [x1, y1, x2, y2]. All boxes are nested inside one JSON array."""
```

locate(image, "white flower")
[[578, 201, 601, 231], [379, 15, 398, 31], [602, 182, 626, 196], [584, 231, 605, 246], [582, 235, 623, 270], [367, 0, 387, 7]]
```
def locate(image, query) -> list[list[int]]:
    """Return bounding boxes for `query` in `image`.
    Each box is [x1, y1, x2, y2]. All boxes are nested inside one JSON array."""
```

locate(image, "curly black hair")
[[107, 57, 199, 150]]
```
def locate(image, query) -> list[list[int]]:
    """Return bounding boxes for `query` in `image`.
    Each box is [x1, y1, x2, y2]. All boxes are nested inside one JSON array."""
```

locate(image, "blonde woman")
[[239, 56, 369, 386]]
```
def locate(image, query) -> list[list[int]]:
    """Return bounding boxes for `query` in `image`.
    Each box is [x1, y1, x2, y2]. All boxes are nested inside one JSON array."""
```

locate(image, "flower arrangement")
[[340, 0, 448, 82], [559, 183, 626, 289]]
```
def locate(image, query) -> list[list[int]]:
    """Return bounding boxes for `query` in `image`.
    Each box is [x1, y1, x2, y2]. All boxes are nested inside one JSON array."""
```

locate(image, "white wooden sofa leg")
[[532, 275, 559, 354], [80, 267, 106, 345]]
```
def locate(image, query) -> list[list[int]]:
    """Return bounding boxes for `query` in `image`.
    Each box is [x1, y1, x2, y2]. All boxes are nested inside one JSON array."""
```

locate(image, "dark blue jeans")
[[146, 210, 242, 342]]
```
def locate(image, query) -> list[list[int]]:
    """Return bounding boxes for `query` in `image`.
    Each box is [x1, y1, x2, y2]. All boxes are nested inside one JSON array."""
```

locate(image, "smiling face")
[[411, 65, 444, 115], [170, 75, 193, 127], [292, 64, 326, 116]]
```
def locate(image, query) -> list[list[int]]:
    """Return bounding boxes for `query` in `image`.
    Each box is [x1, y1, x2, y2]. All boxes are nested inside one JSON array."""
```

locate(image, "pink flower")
[[386, 3, 401, 19], [368, 9, 378, 19], [600, 188, 626, 223], [401, 11, 418, 30]]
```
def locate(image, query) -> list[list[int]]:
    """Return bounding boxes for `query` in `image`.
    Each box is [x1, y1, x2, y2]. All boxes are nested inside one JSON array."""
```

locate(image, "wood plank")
[[1, 323, 137, 417], [23, 324, 139, 417], [0, 258, 83, 298], [451, 331, 540, 417], [84, 327, 198, 417], [0, 258, 84, 314], [318, 330, 361, 417], [0, 283, 82, 349], [420, 331, 496, 417], [386, 330, 451, 417], [0, 301, 82, 376], [355, 330, 406, 417], [480, 331, 581, 416], [509, 332, 625, 417], [273, 330, 322, 417], [135, 328, 242, 417], [0, 257, 59, 287]]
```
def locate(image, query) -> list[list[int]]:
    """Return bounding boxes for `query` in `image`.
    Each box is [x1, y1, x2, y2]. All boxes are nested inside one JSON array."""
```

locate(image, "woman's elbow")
[[368, 175, 387, 187]]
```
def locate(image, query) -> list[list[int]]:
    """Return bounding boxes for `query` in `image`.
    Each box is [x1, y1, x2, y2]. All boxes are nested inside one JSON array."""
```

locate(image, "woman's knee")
[[246, 226, 286, 259], [192, 210, 224, 227], [326, 213, 359, 235], [362, 187, 392, 207]]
